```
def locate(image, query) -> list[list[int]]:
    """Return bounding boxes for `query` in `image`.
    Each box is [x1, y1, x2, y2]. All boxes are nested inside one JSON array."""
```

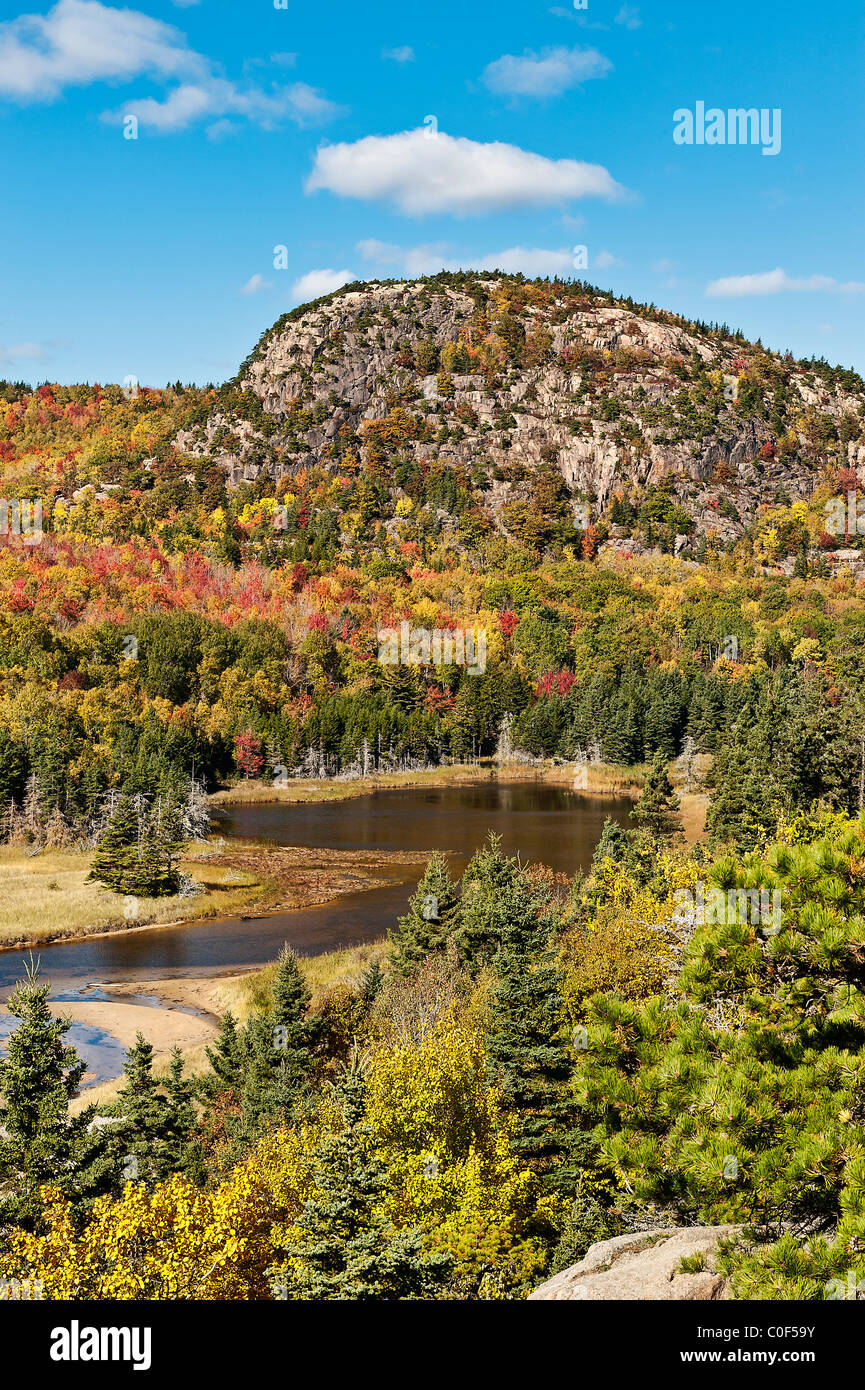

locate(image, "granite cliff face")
[[180, 274, 865, 551]]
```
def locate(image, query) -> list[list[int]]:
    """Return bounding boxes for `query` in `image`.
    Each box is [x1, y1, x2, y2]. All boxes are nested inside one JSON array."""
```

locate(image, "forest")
[[2, 272, 865, 1300]]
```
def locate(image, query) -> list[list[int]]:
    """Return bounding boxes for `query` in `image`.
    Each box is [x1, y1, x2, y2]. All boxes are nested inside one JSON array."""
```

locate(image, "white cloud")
[[0, 0, 205, 101], [103, 78, 343, 133], [0, 341, 48, 362], [477, 246, 574, 276], [307, 128, 627, 216], [382, 45, 414, 62], [291, 268, 356, 302], [206, 117, 239, 141], [652, 257, 677, 273], [482, 45, 611, 97], [357, 239, 452, 276], [594, 250, 623, 269], [357, 239, 575, 278], [240, 274, 273, 295], [284, 82, 343, 125], [706, 268, 865, 298], [615, 5, 641, 29], [0, 0, 344, 134]]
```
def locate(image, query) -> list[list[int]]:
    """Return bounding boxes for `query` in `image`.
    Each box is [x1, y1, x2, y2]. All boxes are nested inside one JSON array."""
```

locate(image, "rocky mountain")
[[179, 272, 865, 558]]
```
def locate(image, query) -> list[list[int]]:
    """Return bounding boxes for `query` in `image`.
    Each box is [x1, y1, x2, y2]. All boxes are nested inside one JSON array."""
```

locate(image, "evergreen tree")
[[87, 793, 140, 892], [705, 743, 780, 852], [457, 833, 525, 972], [272, 1069, 452, 1300], [137, 798, 183, 896], [236, 948, 318, 1143], [110, 1033, 172, 1184], [484, 875, 584, 1199], [201, 1010, 247, 1099], [388, 852, 460, 975], [630, 752, 683, 840], [0, 962, 108, 1227], [359, 960, 384, 1010], [88, 793, 182, 897], [164, 1047, 203, 1181], [109, 1033, 199, 1186]]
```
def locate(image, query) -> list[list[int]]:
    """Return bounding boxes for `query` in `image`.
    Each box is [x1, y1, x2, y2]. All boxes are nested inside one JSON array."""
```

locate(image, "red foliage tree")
[[234, 731, 264, 779]]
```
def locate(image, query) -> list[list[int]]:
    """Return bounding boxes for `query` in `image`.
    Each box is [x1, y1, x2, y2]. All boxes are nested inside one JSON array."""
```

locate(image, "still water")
[[0, 782, 632, 997]]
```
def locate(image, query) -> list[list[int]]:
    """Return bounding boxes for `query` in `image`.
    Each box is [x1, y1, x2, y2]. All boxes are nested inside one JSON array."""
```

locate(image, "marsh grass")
[[0, 847, 268, 947], [210, 759, 644, 806], [219, 938, 389, 1020]]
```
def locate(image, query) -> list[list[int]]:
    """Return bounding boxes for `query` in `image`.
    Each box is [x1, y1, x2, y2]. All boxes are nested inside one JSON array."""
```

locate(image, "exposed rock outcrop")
[[529, 1225, 742, 1301], [179, 274, 865, 544]]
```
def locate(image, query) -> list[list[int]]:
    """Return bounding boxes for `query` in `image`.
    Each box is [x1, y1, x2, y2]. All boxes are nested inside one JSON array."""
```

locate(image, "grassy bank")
[[0, 846, 268, 949], [210, 759, 645, 807]]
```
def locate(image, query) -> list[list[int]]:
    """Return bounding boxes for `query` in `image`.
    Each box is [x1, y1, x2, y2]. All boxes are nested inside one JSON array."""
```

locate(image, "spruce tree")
[[389, 852, 460, 975], [87, 793, 140, 893], [201, 1009, 248, 1099], [484, 875, 584, 1198], [359, 959, 384, 1010], [237, 948, 318, 1143], [705, 742, 779, 852], [630, 751, 683, 840], [0, 962, 107, 1227], [136, 798, 183, 896], [88, 793, 182, 897], [273, 1070, 452, 1300], [164, 1047, 203, 1182], [456, 833, 524, 972], [110, 1033, 180, 1185]]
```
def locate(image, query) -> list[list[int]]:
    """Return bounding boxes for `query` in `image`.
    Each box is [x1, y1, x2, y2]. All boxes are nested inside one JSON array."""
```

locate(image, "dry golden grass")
[[210, 759, 644, 807], [209, 762, 503, 806], [220, 938, 389, 1020], [0, 847, 268, 947]]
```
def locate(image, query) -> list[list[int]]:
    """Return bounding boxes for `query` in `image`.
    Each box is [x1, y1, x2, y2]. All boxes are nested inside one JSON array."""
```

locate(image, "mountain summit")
[[182, 272, 865, 558]]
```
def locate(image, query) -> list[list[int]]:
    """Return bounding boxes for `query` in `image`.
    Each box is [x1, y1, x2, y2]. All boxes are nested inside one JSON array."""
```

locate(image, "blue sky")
[[1, 0, 863, 385]]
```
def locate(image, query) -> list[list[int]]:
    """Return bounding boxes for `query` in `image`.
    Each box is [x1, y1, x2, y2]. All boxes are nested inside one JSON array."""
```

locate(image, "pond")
[[0, 782, 633, 998]]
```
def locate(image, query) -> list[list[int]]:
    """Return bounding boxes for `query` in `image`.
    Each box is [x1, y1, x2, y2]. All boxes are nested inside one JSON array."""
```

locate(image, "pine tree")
[[0, 962, 107, 1227], [456, 833, 524, 972], [272, 1069, 452, 1300], [237, 948, 318, 1142], [388, 852, 460, 975], [110, 1033, 181, 1185], [484, 875, 584, 1199], [630, 752, 683, 840], [86, 793, 141, 894]]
